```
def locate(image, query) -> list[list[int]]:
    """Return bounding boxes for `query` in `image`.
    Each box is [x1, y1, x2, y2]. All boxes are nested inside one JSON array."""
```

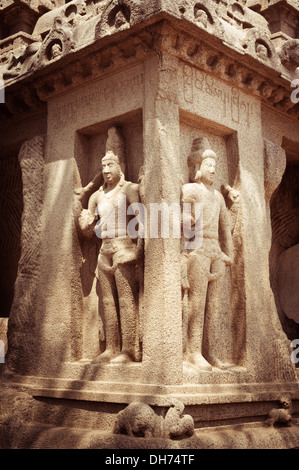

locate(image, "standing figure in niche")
[[181, 138, 234, 371], [77, 127, 143, 364]]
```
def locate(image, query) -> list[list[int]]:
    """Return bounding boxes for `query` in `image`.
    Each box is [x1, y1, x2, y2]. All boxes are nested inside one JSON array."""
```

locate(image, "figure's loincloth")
[[97, 237, 139, 275], [181, 238, 225, 289]]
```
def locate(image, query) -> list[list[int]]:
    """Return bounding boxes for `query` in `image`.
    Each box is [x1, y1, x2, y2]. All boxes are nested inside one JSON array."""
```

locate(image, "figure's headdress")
[[187, 137, 217, 182], [102, 126, 126, 174], [102, 150, 122, 165]]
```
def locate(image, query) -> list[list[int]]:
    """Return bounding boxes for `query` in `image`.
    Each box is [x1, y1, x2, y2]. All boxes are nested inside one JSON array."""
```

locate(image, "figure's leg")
[[111, 263, 139, 364], [93, 258, 120, 362], [182, 288, 189, 356], [186, 253, 211, 370], [205, 258, 233, 369], [181, 253, 189, 356]]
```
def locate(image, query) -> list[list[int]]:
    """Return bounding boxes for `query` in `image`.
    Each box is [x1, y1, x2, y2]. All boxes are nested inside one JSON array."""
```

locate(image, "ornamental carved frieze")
[[1, 0, 299, 121]]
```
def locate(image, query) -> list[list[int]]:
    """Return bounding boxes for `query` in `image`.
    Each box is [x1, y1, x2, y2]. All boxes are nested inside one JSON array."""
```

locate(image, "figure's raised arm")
[[88, 190, 100, 219]]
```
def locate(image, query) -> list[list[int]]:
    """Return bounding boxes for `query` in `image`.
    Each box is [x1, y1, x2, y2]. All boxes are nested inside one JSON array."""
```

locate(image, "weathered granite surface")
[[1, 0, 299, 449]]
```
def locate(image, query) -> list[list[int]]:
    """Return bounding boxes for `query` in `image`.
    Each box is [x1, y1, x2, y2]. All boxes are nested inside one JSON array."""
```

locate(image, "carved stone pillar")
[[142, 53, 183, 385]]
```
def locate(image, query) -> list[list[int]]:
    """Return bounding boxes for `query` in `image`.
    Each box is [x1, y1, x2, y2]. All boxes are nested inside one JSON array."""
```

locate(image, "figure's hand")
[[194, 170, 202, 182], [221, 252, 232, 266], [78, 209, 97, 238], [228, 188, 240, 204], [221, 184, 240, 204], [115, 244, 142, 266]]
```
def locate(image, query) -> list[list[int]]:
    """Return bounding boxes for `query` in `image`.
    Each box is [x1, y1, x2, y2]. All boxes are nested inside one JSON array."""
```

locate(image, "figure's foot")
[[187, 352, 212, 371], [91, 349, 116, 363], [209, 356, 234, 370], [110, 350, 135, 364]]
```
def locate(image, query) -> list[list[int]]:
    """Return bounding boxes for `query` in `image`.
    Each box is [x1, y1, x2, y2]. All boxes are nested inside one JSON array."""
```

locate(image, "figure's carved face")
[[256, 44, 268, 60], [200, 157, 216, 185], [195, 9, 208, 28], [51, 43, 62, 59], [102, 156, 122, 185], [78, 2, 87, 15], [115, 10, 127, 29]]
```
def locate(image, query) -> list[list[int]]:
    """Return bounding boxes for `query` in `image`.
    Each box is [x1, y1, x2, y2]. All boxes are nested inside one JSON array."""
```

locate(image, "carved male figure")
[[181, 139, 233, 370], [78, 129, 142, 364]]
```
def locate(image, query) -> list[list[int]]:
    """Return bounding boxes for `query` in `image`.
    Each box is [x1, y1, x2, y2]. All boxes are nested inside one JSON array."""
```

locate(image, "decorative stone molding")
[[0, 0, 290, 82], [33, 0, 92, 39], [1, 21, 299, 125], [0, 1, 40, 38], [1, 0, 299, 123]]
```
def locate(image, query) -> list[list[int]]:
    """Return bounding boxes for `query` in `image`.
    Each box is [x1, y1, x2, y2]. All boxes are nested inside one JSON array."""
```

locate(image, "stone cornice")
[[259, 0, 299, 14], [161, 20, 299, 118], [1, 6, 299, 123]]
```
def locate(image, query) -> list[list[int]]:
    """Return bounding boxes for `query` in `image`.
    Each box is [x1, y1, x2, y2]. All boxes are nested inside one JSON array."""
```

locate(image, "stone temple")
[[1, 0, 299, 449]]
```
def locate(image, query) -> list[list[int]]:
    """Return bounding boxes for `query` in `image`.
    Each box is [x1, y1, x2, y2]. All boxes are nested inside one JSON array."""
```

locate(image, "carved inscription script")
[[180, 64, 253, 127], [49, 71, 144, 131]]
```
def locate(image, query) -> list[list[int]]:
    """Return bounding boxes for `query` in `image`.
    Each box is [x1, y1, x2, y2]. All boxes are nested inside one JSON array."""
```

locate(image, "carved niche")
[[73, 119, 144, 364], [180, 132, 242, 372]]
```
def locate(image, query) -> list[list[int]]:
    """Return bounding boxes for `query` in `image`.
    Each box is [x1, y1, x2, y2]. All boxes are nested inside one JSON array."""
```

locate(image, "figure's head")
[[256, 43, 268, 61], [101, 127, 126, 186], [197, 150, 217, 185], [78, 0, 87, 15], [51, 42, 62, 59], [195, 9, 208, 28], [101, 151, 123, 186]]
